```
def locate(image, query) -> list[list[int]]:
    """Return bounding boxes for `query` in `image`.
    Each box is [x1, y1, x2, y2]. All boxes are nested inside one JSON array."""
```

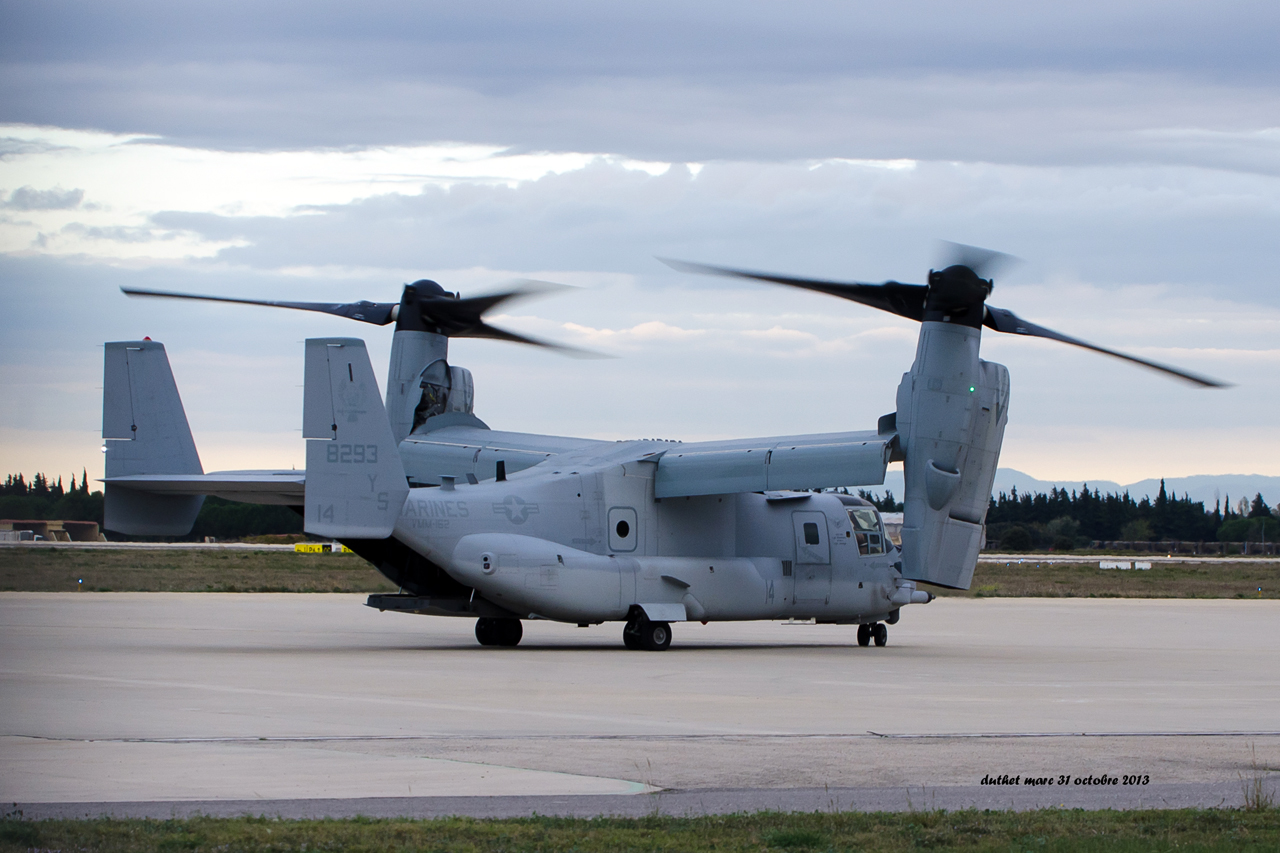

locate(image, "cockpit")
[[410, 358, 475, 433], [836, 495, 889, 556]]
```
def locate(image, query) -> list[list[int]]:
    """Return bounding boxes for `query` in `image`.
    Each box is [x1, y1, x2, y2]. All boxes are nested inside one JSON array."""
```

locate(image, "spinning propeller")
[[122, 279, 595, 355], [663, 243, 1228, 388]]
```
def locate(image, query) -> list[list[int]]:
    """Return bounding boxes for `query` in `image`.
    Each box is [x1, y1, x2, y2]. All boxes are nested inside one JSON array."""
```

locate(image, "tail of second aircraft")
[[102, 340, 205, 535]]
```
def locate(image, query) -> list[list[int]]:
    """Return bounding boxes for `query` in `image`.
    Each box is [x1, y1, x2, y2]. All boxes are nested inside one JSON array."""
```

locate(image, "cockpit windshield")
[[847, 507, 887, 556]]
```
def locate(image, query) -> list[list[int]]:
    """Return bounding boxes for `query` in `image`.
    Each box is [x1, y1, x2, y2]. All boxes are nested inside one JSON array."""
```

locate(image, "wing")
[[400, 423, 610, 486], [654, 429, 896, 498]]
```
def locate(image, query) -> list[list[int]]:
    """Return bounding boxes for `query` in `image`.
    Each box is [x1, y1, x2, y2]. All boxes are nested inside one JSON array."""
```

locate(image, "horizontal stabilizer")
[[303, 338, 409, 538], [103, 470, 305, 506]]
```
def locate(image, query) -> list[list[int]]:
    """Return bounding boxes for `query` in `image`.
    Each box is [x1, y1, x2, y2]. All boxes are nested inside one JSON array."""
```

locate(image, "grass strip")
[[1, 548, 1276, 598], [2, 808, 1279, 852], [942, 559, 1280, 599], [0, 547, 397, 593]]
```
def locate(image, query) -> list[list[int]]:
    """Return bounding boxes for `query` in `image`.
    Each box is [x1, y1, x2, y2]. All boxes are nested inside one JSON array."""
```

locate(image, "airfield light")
[[969, 385, 976, 392]]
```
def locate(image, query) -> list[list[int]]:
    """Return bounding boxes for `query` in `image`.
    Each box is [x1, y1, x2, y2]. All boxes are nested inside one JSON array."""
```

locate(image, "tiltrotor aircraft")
[[104, 245, 1224, 650]]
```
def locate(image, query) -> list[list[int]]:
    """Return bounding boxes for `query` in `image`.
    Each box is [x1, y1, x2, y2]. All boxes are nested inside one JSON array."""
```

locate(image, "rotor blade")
[[660, 258, 928, 322], [413, 279, 600, 356], [470, 279, 573, 310], [428, 280, 572, 324], [121, 287, 397, 325], [456, 320, 607, 359], [984, 306, 1230, 388], [937, 241, 1020, 280]]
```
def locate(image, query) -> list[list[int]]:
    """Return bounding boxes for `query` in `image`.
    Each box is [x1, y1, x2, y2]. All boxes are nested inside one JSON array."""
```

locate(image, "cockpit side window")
[[847, 507, 887, 556], [412, 359, 452, 431]]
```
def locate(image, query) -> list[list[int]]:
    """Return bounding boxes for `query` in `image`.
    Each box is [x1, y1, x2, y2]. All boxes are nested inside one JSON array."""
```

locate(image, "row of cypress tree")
[[6, 472, 1277, 546], [985, 481, 1277, 548], [0, 473, 301, 541]]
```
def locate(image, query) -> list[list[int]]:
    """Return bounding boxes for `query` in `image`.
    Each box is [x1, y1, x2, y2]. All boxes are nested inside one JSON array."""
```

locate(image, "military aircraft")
[[105, 245, 1226, 650]]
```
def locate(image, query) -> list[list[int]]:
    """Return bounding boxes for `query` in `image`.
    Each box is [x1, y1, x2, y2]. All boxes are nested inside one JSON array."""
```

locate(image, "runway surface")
[[3, 593, 1278, 816]]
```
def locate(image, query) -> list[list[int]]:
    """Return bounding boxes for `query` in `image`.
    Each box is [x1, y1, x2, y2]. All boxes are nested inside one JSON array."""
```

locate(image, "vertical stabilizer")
[[102, 340, 205, 534], [304, 338, 409, 538]]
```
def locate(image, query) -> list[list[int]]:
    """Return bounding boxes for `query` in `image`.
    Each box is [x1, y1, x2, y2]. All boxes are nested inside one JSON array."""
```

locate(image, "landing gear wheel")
[[498, 619, 523, 646], [857, 624, 872, 647], [872, 622, 888, 647], [639, 620, 672, 651], [622, 620, 642, 650], [476, 618, 522, 647]]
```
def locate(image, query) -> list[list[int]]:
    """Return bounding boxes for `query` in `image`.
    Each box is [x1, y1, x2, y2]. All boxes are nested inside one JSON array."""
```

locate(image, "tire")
[[856, 624, 872, 647], [476, 618, 522, 647], [639, 620, 672, 651], [497, 619, 523, 647], [622, 621, 642, 650], [872, 622, 888, 647]]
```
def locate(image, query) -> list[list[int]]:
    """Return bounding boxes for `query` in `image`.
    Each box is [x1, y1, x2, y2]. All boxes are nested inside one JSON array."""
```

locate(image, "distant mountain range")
[[874, 470, 1280, 509]]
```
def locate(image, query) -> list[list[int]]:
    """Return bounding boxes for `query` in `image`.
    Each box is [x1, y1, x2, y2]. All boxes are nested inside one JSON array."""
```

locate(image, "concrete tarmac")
[[2, 593, 1278, 816]]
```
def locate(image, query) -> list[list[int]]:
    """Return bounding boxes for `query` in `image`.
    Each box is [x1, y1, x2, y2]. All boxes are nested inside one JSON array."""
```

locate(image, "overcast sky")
[[2, 1, 1278, 490]]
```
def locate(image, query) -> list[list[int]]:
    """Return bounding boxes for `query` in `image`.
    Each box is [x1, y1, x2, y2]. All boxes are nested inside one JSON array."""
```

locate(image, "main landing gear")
[[623, 617, 672, 651], [857, 622, 888, 647], [475, 617, 523, 647]]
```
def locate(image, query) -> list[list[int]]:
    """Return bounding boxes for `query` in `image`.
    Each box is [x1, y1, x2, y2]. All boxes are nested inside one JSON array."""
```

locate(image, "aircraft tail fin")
[[303, 338, 409, 538], [102, 340, 205, 535]]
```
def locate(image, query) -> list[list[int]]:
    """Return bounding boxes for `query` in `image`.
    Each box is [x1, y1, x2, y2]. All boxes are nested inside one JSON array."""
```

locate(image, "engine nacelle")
[[895, 322, 1009, 589], [386, 330, 449, 445]]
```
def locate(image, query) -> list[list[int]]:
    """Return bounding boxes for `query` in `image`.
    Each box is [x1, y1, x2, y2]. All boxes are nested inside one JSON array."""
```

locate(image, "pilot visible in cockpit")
[[412, 360, 451, 429]]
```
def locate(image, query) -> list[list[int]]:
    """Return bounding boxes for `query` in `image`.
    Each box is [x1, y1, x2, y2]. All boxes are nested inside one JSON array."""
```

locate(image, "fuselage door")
[[792, 511, 830, 564], [792, 510, 831, 603]]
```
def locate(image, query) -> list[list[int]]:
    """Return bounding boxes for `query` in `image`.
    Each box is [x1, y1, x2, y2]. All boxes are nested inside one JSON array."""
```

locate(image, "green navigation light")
[[969, 386, 976, 392]]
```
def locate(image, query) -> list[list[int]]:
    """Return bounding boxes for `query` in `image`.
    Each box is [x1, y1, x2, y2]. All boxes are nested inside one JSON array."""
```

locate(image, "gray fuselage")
[[392, 442, 902, 625]]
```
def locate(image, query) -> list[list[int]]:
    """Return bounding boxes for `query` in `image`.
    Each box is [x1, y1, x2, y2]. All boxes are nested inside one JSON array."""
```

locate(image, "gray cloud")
[[3, 185, 84, 210], [3, 1, 1278, 479], [3, 1, 1279, 168], [6, 1, 1276, 79], [57, 221, 169, 242], [0, 135, 69, 160], [140, 158, 1280, 306]]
